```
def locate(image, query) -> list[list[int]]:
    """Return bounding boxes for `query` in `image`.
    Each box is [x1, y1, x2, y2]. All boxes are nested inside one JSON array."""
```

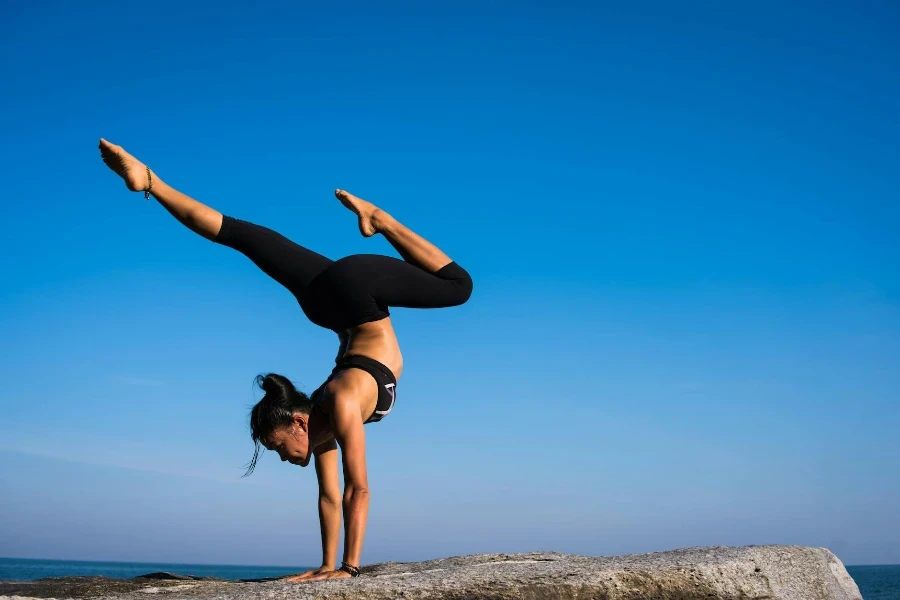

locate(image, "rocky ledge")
[[0, 544, 862, 600]]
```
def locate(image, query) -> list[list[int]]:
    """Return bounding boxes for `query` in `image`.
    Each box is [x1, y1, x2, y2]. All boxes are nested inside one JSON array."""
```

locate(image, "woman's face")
[[264, 416, 311, 467]]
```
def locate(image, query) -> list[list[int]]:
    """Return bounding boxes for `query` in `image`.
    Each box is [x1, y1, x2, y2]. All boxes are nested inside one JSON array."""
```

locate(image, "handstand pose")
[[98, 139, 473, 582]]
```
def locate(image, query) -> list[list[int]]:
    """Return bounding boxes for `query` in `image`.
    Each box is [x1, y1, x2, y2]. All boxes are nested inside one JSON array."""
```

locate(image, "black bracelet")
[[340, 562, 360, 577]]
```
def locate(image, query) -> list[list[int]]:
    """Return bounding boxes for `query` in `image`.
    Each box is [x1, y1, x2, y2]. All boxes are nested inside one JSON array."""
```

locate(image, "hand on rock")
[[282, 566, 334, 582], [302, 569, 353, 582]]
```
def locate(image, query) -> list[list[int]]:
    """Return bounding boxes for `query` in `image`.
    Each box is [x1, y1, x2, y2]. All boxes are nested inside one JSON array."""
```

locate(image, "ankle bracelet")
[[144, 166, 153, 200], [339, 562, 360, 577]]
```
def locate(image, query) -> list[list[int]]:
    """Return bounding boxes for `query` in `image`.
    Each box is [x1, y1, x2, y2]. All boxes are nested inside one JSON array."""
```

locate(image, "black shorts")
[[311, 355, 397, 424]]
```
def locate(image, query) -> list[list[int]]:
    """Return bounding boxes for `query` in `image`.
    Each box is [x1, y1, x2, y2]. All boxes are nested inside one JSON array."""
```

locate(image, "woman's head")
[[244, 373, 315, 476]]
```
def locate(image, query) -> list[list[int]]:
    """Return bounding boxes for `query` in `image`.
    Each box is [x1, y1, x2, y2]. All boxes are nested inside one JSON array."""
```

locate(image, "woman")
[[98, 139, 473, 582]]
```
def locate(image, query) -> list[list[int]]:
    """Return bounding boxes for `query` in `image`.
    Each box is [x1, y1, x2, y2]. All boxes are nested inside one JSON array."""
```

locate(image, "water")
[[847, 565, 900, 600], [0, 557, 313, 582], [2, 558, 898, 597]]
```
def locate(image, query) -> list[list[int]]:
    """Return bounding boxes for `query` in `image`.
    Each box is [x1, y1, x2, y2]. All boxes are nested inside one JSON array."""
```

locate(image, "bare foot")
[[334, 189, 386, 237], [98, 138, 152, 193]]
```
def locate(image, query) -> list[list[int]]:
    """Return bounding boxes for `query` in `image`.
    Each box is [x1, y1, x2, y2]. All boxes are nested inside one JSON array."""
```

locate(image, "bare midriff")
[[343, 317, 404, 380]]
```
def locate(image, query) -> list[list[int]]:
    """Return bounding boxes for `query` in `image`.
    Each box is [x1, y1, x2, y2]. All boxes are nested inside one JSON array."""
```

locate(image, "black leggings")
[[213, 216, 473, 331]]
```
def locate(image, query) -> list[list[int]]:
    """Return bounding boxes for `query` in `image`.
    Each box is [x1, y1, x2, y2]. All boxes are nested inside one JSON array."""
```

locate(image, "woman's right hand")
[[282, 566, 334, 582]]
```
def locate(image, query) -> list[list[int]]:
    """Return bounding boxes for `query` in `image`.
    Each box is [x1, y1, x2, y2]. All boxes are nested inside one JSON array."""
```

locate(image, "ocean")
[[848, 565, 900, 600], [0, 557, 312, 582], [1, 558, 897, 598]]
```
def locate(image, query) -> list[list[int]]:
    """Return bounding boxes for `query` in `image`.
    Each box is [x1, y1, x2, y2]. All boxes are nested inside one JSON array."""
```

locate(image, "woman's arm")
[[301, 375, 372, 582], [332, 393, 369, 571], [314, 440, 342, 569], [283, 440, 342, 582]]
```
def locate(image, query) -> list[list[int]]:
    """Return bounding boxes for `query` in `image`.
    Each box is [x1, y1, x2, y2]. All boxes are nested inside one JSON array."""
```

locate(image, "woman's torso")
[[343, 318, 403, 381], [309, 317, 402, 438]]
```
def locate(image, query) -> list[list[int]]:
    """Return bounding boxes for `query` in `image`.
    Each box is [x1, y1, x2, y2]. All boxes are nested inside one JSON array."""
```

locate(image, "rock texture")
[[0, 544, 862, 600]]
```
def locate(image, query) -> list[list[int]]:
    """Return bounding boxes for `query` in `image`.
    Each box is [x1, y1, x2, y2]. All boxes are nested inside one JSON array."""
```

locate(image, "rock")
[[126, 574, 223, 582], [0, 576, 199, 599], [0, 544, 862, 600]]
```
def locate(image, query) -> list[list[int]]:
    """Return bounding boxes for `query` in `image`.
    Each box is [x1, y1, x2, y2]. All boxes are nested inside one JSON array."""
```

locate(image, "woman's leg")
[[335, 189, 453, 274], [99, 138, 223, 240], [98, 139, 333, 297], [332, 189, 473, 309]]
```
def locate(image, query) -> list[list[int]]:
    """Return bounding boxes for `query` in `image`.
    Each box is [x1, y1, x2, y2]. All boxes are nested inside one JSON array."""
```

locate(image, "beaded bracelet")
[[340, 562, 360, 577], [144, 166, 153, 200]]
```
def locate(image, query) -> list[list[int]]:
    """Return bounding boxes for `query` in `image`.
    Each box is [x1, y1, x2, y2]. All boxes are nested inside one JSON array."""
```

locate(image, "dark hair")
[[243, 373, 313, 477]]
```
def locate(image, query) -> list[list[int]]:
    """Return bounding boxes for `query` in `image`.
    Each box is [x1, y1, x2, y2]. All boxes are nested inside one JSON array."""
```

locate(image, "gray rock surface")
[[0, 544, 862, 600]]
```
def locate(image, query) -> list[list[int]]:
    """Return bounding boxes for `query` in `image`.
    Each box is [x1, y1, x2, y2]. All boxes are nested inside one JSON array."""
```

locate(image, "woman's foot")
[[98, 138, 152, 193], [335, 189, 386, 238]]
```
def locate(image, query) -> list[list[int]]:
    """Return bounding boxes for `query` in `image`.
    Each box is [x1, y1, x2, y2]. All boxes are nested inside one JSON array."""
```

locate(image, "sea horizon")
[[2, 555, 304, 570], [0, 556, 313, 583]]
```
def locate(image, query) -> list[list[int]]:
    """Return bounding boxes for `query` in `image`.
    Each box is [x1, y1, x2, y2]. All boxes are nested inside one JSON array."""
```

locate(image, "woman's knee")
[[447, 265, 473, 306]]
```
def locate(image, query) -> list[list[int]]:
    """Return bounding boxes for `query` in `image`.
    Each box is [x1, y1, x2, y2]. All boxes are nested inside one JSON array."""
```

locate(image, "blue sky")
[[1, 0, 898, 568]]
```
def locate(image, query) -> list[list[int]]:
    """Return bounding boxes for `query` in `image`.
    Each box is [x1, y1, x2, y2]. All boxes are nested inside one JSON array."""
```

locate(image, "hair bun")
[[258, 373, 293, 396], [255, 373, 275, 394]]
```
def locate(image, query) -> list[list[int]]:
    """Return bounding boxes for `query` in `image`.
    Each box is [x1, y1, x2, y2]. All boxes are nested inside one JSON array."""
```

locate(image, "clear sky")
[[1, 0, 898, 569]]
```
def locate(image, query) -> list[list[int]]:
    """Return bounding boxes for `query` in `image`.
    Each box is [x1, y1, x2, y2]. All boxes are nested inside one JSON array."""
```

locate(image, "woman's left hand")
[[281, 566, 333, 582], [301, 569, 352, 582]]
